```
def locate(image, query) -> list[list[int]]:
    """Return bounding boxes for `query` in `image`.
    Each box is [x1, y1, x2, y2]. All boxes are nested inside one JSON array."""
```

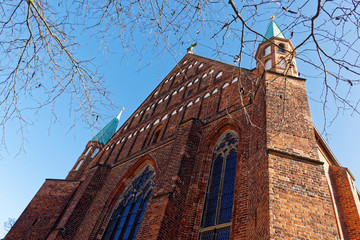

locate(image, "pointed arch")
[[199, 130, 239, 239], [93, 155, 157, 240], [198, 119, 242, 240], [101, 166, 155, 240], [109, 155, 156, 204], [148, 123, 163, 146], [203, 118, 242, 150]]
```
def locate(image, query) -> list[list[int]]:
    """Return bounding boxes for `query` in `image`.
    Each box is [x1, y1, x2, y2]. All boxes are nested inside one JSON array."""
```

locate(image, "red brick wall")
[[7, 53, 352, 240], [330, 166, 360, 239], [265, 72, 339, 238], [265, 72, 318, 159], [5, 180, 79, 240], [268, 154, 339, 239], [48, 165, 111, 239]]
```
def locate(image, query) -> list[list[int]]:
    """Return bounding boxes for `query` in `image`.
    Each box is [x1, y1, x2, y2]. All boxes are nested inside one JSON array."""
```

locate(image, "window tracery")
[[102, 166, 155, 240], [200, 131, 239, 240]]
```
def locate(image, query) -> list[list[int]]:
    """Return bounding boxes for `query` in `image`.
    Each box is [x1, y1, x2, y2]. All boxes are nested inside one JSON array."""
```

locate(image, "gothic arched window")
[[102, 166, 155, 240], [200, 131, 239, 240]]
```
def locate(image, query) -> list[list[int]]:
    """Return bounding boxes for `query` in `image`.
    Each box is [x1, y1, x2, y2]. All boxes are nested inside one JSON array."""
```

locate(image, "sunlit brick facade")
[[6, 22, 360, 239]]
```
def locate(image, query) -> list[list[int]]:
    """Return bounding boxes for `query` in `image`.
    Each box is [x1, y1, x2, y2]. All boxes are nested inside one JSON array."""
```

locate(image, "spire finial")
[[263, 16, 285, 41], [187, 43, 198, 54], [116, 108, 125, 120], [91, 109, 124, 145]]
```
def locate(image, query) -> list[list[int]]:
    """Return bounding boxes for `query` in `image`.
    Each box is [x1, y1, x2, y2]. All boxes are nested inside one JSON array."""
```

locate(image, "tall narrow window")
[[84, 146, 92, 156], [91, 148, 99, 158], [74, 160, 84, 171], [264, 60, 272, 70], [102, 166, 155, 240], [264, 45, 271, 56], [200, 131, 239, 240], [278, 43, 285, 53], [279, 58, 286, 69]]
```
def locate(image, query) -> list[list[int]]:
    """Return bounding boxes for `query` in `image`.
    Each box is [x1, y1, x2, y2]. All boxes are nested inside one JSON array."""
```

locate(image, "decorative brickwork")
[[6, 45, 359, 239]]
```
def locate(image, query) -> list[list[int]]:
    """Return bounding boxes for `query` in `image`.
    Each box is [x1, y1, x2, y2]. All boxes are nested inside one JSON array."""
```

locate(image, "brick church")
[[6, 19, 360, 240]]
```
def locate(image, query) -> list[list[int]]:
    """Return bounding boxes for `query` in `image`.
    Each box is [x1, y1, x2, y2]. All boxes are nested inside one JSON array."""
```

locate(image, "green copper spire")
[[263, 16, 285, 41], [91, 108, 124, 145]]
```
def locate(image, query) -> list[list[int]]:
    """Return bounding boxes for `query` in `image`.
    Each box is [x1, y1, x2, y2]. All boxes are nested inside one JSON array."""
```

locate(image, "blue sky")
[[1, 10, 360, 238]]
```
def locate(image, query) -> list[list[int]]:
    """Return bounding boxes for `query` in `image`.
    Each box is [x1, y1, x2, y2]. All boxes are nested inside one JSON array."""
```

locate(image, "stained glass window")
[[102, 166, 155, 240], [200, 131, 238, 240]]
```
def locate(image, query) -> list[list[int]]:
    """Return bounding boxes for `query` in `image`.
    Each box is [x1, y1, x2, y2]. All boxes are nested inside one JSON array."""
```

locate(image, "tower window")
[[200, 131, 239, 240], [264, 60, 272, 70], [74, 160, 84, 171], [91, 148, 99, 158], [84, 146, 92, 156], [279, 58, 286, 69], [264, 45, 271, 56], [101, 166, 155, 240], [278, 43, 285, 53]]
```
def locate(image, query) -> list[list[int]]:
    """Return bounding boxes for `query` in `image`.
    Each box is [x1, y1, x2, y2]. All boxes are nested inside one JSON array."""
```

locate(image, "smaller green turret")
[[92, 108, 124, 145]]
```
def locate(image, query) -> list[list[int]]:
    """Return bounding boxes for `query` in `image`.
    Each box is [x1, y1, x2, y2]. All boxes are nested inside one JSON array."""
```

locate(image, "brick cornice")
[[267, 148, 323, 165]]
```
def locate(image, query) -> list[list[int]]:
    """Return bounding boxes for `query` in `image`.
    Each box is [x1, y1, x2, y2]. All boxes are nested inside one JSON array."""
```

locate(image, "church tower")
[[5, 18, 359, 240], [255, 16, 298, 77]]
